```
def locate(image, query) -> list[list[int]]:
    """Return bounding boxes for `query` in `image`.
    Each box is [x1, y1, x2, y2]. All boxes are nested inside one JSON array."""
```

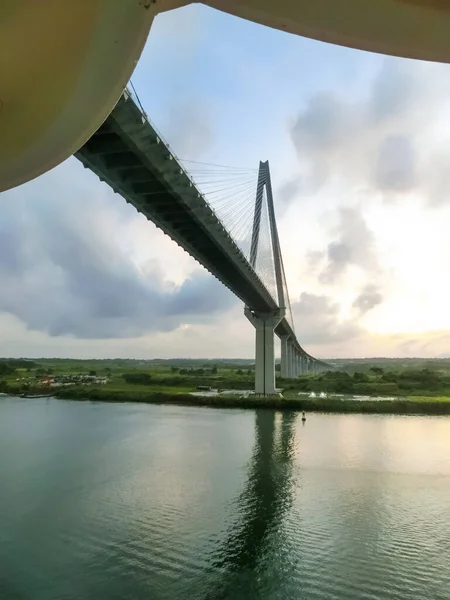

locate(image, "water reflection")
[[207, 410, 297, 598]]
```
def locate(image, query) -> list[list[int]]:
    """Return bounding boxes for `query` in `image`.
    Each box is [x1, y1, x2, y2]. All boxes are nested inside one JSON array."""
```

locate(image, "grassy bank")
[[48, 386, 450, 415], [3, 357, 450, 415]]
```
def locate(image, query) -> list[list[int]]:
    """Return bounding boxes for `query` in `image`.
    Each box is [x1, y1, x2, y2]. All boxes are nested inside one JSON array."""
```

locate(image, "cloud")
[[291, 91, 349, 155], [277, 175, 303, 208], [374, 135, 417, 193], [368, 59, 421, 124], [291, 290, 450, 359], [352, 285, 383, 315], [0, 307, 254, 360], [164, 100, 214, 159], [292, 292, 361, 346], [0, 160, 237, 339], [307, 207, 380, 284], [287, 57, 450, 204]]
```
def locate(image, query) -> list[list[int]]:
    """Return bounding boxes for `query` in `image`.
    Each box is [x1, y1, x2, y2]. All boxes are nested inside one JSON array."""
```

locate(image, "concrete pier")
[[245, 308, 284, 394]]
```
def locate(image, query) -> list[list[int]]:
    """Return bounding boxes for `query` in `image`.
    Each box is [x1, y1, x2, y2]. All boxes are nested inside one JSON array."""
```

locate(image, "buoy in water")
[[301, 411, 306, 423]]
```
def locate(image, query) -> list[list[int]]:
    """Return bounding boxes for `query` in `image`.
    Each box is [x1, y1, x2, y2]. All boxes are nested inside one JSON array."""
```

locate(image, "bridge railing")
[[125, 87, 247, 234], [124, 86, 193, 183]]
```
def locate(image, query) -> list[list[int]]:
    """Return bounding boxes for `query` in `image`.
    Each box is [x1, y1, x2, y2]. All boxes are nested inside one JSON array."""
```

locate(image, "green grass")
[[405, 395, 450, 403], [3, 358, 450, 415], [103, 380, 193, 394], [44, 387, 450, 415]]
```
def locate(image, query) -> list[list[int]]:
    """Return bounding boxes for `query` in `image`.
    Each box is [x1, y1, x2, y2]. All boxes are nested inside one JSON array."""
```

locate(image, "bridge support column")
[[245, 308, 284, 395], [288, 340, 296, 378], [304, 358, 310, 375], [293, 349, 298, 378], [300, 355, 307, 376], [280, 335, 289, 378], [296, 352, 301, 377], [285, 339, 292, 378], [298, 354, 304, 376]]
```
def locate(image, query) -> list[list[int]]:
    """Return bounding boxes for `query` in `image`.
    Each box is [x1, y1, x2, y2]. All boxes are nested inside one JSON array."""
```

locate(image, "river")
[[1, 396, 449, 599]]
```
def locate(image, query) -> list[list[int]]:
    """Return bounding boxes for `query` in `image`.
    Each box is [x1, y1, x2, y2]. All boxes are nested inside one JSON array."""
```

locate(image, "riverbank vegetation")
[[46, 385, 450, 415], [2, 357, 450, 415], [291, 367, 450, 397]]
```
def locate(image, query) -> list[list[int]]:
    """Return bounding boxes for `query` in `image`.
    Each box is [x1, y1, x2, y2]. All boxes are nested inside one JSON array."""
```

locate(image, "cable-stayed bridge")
[[76, 87, 331, 394]]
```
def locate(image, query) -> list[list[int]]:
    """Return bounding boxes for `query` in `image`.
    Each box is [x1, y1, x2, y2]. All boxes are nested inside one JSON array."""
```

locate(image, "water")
[[1, 397, 450, 600]]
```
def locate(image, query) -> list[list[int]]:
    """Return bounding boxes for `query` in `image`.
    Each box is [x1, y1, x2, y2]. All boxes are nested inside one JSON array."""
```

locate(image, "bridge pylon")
[[244, 160, 332, 392], [245, 308, 284, 395], [247, 160, 289, 394]]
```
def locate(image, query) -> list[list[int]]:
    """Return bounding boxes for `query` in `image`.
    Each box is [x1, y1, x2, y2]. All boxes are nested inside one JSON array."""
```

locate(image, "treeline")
[[117, 367, 450, 397], [294, 368, 450, 396], [172, 367, 218, 376], [333, 358, 450, 373], [173, 367, 252, 376], [0, 359, 39, 376], [122, 368, 220, 384], [123, 373, 153, 385], [121, 371, 253, 389]]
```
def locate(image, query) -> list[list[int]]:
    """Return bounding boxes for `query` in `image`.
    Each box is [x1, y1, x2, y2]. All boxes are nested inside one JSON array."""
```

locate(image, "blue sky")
[[2, 4, 450, 359]]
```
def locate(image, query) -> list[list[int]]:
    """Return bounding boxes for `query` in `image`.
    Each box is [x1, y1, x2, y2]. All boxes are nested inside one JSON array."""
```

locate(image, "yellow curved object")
[[0, 0, 179, 193], [3, 0, 450, 193], [207, 0, 450, 62]]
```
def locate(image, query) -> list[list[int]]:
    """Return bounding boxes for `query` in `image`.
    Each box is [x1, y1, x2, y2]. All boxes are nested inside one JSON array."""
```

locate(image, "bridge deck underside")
[[75, 93, 319, 360], [76, 97, 278, 314]]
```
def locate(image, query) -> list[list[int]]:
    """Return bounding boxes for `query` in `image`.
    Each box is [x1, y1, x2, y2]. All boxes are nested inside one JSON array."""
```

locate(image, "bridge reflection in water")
[[207, 410, 298, 599]]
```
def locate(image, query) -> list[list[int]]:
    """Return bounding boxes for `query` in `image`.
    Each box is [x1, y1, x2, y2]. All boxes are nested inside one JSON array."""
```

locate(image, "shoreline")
[[48, 388, 450, 415], [3, 387, 450, 415]]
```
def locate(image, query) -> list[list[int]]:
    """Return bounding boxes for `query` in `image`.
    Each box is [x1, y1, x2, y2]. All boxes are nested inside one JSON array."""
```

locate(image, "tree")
[[171, 366, 179, 373], [370, 367, 384, 376], [123, 373, 152, 385], [353, 372, 369, 382], [381, 371, 397, 383], [0, 362, 14, 377], [89, 370, 97, 377], [211, 366, 218, 375]]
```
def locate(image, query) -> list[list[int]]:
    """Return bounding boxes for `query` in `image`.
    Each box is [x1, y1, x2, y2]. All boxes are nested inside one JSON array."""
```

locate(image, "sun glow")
[[362, 196, 450, 335]]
